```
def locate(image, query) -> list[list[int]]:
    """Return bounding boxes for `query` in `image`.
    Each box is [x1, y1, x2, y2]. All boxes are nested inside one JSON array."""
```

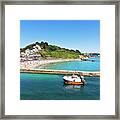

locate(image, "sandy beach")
[[20, 59, 81, 69]]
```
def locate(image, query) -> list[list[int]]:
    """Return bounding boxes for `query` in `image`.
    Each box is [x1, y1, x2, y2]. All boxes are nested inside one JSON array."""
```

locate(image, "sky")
[[20, 20, 100, 53]]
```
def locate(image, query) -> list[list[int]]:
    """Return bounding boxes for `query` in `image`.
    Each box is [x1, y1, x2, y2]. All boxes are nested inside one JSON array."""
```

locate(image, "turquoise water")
[[38, 57, 100, 71], [20, 57, 100, 100], [20, 73, 100, 100]]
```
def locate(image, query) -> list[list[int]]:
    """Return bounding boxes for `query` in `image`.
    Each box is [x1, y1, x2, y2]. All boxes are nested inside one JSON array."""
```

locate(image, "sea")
[[20, 57, 100, 100]]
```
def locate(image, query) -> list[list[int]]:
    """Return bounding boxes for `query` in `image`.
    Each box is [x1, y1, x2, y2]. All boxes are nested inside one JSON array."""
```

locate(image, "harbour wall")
[[20, 69, 100, 77]]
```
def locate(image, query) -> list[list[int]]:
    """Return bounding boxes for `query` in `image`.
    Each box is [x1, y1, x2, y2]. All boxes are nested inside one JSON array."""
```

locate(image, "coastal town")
[[20, 41, 100, 70]]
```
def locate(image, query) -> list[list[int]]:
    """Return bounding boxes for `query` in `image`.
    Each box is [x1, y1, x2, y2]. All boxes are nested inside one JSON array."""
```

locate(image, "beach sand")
[[20, 59, 81, 69]]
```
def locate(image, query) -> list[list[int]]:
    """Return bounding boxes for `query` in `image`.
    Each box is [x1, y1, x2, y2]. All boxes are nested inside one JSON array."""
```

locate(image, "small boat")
[[63, 74, 85, 85]]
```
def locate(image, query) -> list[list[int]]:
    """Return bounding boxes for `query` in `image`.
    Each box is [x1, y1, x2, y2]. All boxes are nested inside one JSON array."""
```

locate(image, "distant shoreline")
[[20, 59, 81, 69]]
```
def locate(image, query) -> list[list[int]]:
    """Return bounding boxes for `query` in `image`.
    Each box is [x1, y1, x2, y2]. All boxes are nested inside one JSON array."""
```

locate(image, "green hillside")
[[20, 41, 81, 59]]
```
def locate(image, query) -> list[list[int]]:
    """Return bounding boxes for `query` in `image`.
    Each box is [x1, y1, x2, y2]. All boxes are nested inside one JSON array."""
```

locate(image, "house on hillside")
[[20, 45, 42, 61], [79, 55, 89, 60]]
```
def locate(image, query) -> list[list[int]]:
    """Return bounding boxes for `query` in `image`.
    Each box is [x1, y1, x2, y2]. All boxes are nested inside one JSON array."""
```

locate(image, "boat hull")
[[63, 79, 84, 85]]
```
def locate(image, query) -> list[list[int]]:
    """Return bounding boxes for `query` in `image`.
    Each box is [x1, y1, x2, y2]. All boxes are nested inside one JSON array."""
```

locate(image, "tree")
[[44, 42, 48, 46], [35, 42, 39, 45], [76, 49, 81, 54]]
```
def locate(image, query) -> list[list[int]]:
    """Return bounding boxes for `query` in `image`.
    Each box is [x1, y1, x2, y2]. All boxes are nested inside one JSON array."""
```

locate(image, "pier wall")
[[20, 69, 100, 77]]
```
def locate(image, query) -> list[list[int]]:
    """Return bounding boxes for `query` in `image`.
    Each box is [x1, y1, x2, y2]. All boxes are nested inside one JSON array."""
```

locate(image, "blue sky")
[[20, 20, 100, 53]]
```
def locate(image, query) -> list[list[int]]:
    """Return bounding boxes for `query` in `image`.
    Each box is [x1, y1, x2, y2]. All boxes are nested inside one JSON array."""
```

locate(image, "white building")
[[20, 44, 42, 61]]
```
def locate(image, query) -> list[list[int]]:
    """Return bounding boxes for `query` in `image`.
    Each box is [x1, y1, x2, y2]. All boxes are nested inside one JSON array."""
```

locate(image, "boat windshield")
[[72, 75, 78, 78]]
